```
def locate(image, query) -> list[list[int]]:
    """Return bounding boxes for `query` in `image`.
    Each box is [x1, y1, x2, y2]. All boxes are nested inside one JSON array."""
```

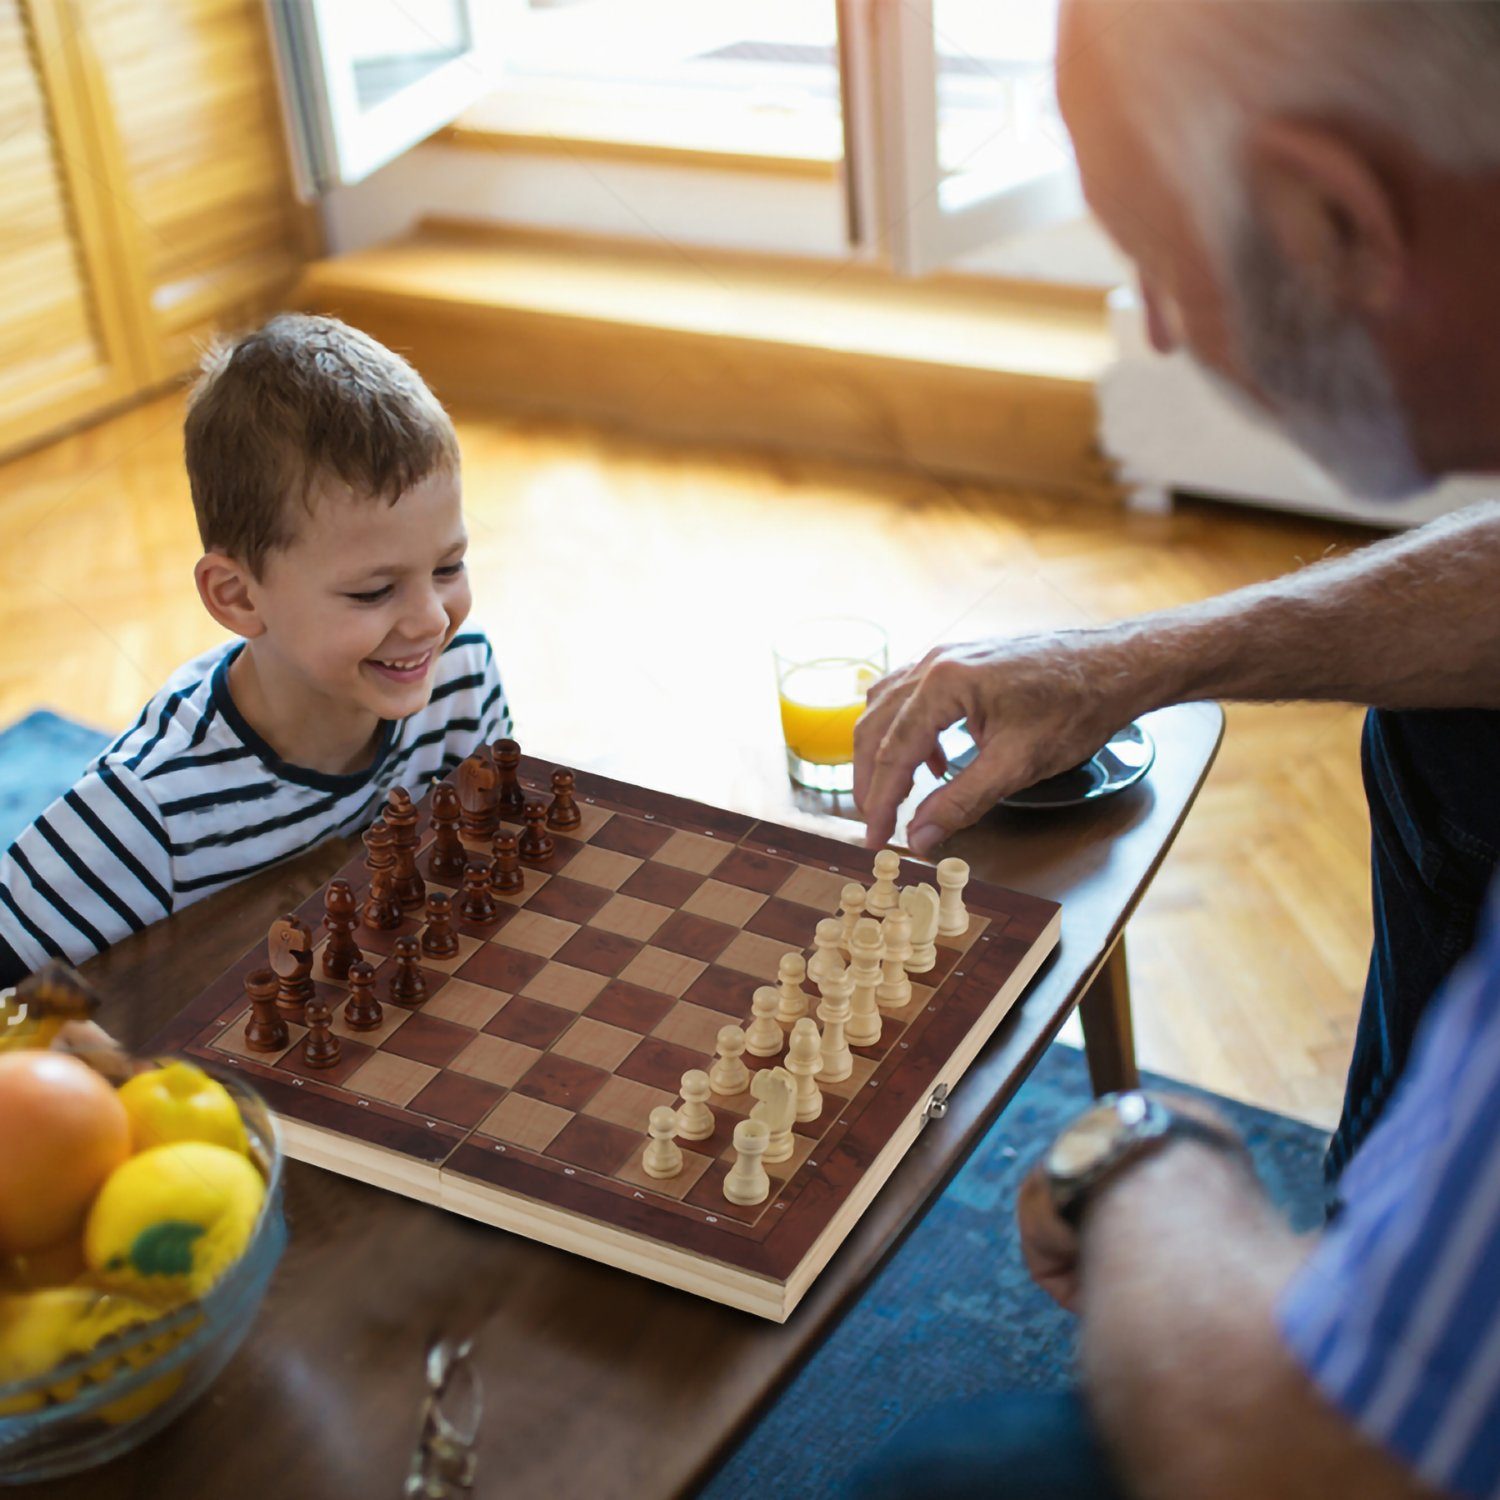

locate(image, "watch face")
[[1047, 1103, 1124, 1177]]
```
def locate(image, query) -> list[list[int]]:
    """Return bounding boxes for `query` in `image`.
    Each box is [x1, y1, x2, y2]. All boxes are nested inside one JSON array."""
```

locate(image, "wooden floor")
[[0, 391, 1375, 1129]]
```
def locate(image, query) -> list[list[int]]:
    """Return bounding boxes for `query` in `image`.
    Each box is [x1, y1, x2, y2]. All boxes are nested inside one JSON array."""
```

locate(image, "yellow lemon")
[[84, 1142, 265, 1300], [0, 1287, 161, 1415], [117, 1061, 248, 1157]]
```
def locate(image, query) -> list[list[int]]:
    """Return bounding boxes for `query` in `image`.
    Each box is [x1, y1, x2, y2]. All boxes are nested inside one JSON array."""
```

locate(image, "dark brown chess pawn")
[[388, 935, 428, 1006], [518, 801, 555, 864], [426, 780, 468, 881], [322, 879, 362, 979], [301, 993, 342, 1069], [456, 752, 499, 840], [494, 738, 526, 818], [384, 786, 426, 910], [243, 969, 288, 1052], [546, 768, 582, 832], [269, 915, 315, 1019], [489, 831, 524, 895], [459, 860, 499, 924], [421, 892, 460, 959], [343, 960, 383, 1031]]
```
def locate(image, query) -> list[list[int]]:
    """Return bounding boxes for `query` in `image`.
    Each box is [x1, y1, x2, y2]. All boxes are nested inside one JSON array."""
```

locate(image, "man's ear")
[[1244, 118, 1407, 318], [195, 552, 266, 639]]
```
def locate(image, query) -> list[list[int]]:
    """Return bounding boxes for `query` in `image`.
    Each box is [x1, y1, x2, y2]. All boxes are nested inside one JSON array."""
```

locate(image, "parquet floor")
[[0, 391, 1374, 1128]]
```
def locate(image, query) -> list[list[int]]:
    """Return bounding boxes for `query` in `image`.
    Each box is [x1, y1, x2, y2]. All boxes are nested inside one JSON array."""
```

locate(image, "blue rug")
[[700, 1043, 1330, 1500], [0, 710, 112, 849]]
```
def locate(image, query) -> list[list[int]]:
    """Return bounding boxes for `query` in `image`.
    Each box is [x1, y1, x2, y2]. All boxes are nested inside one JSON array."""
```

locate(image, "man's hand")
[[1017, 1163, 1084, 1314], [853, 631, 1142, 858]]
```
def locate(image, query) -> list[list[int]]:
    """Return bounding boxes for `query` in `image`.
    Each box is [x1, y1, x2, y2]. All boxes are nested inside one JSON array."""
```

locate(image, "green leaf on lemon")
[[127, 1221, 204, 1276]]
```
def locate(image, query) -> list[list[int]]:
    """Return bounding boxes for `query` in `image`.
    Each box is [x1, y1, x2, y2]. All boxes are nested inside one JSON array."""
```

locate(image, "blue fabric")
[[1282, 883, 1500, 1500], [700, 1045, 1329, 1500], [1329, 708, 1500, 1182], [0, 710, 110, 852]]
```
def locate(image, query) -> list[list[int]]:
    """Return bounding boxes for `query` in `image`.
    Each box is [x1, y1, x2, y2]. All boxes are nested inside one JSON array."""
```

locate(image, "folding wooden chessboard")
[[148, 758, 1060, 1321]]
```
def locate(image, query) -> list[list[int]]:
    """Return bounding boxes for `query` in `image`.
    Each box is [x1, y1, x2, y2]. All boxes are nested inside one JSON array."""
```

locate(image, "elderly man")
[[850, 3, 1500, 1497]]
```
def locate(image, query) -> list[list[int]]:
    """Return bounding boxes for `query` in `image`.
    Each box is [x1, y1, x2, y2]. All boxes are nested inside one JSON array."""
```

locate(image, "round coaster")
[[938, 720, 1156, 809]]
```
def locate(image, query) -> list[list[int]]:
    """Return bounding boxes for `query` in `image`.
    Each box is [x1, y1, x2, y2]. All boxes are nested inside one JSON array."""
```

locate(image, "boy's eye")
[[435, 562, 466, 579], [345, 585, 394, 604]]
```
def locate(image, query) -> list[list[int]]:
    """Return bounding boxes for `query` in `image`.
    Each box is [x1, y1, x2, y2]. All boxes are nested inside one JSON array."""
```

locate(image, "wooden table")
[[41, 702, 1221, 1500]]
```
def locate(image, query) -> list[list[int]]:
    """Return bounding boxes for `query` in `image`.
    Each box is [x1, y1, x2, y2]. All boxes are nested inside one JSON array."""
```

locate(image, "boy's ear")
[[195, 552, 266, 639]]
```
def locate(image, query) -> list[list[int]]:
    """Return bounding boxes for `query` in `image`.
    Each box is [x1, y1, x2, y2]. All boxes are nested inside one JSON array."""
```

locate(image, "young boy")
[[0, 314, 511, 986]]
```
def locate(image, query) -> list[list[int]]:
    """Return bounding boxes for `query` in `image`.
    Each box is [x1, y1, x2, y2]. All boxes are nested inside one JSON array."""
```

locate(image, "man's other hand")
[[1017, 1163, 1084, 1314]]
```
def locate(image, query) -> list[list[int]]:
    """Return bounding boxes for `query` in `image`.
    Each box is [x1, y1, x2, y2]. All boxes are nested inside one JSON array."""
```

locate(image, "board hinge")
[[922, 1082, 952, 1125]]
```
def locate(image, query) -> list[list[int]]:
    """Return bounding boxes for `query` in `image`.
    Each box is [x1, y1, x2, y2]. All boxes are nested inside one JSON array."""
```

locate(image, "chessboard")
[[147, 751, 1060, 1321]]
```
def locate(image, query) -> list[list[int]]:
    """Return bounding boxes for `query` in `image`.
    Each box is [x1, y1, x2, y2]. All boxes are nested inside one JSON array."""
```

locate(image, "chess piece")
[[901, 883, 941, 973], [774, 952, 811, 1024], [642, 1106, 684, 1180], [808, 918, 844, 987], [877, 909, 913, 1010], [936, 857, 971, 937], [750, 1066, 796, 1163], [723, 1118, 771, 1206], [868, 849, 901, 916], [817, 964, 854, 1082], [745, 986, 784, 1057], [518, 801, 554, 863], [677, 1069, 715, 1140], [421, 891, 459, 958], [243, 968, 288, 1052], [493, 738, 526, 818], [389, 935, 428, 1005], [301, 992, 341, 1069], [322, 879, 362, 979], [384, 786, 426, 910], [846, 916, 884, 1047], [546, 768, 582, 831], [361, 822, 402, 930], [342, 960, 383, 1031], [837, 883, 866, 957], [785, 1017, 824, 1122], [426, 780, 468, 880], [489, 832, 524, 895], [708, 1024, 750, 1096], [456, 751, 500, 840], [269, 914, 314, 1018], [459, 860, 499, 924]]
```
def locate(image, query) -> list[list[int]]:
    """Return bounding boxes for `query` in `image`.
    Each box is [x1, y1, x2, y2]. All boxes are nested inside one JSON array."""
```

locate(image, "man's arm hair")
[[1078, 1145, 1442, 1500]]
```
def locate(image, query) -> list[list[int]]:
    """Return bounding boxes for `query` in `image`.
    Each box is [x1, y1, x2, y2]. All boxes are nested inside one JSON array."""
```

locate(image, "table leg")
[[1079, 936, 1139, 1096]]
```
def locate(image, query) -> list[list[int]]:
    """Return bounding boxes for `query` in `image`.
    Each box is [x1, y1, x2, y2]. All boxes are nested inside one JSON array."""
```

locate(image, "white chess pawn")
[[745, 986, 785, 1057], [775, 952, 811, 1023], [709, 1024, 750, 1095], [750, 1066, 796, 1163], [837, 883, 866, 957], [723, 1118, 771, 1206], [936, 856, 971, 937], [901, 883, 941, 973], [877, 908, 913, 1010], [785, 1016, 824, 1122], [677, 1069, 715, 1140], [816, 965, 854, 1082], [868, 849, 901, 916], [808, 918, 844, 987], [643, 1105, 683, 1179], [846, 915, 884, 1048]]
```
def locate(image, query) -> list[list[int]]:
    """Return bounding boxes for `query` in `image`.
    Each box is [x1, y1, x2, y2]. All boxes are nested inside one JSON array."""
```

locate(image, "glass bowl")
[[0, 1077, 286, 1484]]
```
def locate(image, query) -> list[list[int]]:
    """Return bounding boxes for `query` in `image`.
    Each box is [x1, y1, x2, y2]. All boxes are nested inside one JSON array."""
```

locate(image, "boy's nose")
[[404, 587, 450, 641]]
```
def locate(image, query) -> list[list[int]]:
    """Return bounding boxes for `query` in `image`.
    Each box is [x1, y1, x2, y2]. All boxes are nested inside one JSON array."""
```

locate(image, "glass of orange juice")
[[773, 617, 888, 793]]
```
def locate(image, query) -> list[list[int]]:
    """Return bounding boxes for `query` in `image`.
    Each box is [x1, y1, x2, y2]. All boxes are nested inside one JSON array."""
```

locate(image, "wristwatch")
[[1045, 1091, 1244, 1228]]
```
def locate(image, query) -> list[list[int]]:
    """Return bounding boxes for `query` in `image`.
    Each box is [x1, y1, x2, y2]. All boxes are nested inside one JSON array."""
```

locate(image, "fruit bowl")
[[0, 1078, 285, 1484]]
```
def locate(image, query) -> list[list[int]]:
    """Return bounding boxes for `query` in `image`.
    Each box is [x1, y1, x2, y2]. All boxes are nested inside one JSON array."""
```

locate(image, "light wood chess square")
[[553, 1016, 639, 1072], [716, 930, 792, 983], [615, 1145, 713, 1200], [423, 979, 512, 1030], [618, 946, 708, 997], [563, 845, 642, 891], [592, 894, 672, 942], [330, 1001, 412, 1047], [681, 879, 768, 928], [451, 1033, 542, 1088], [654, 829, 730, 876], [581, 1073, 676, 1129], [520, 962, 610, 1012], [820, 1055, 878, 1099], [720, 1131, 816, 1180], [569, 802, 615, 840], [412, 933, 484, 975], [476, 1093, 571, 1152], [651, 1000, 737, 1054], [211, 1010, 303, 1064], [776, 865, 852, 912], [497, 909, 579, 958], [346, 1052, 439, 1108], [497, 869, 552, 907]]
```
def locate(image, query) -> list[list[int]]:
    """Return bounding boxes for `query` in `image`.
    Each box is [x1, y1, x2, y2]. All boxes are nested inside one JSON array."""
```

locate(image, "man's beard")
[[1193, 216, 1431, 502]]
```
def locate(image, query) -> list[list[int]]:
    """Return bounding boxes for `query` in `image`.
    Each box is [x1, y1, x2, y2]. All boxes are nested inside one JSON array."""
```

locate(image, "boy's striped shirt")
[[0, 632, 510, 981]]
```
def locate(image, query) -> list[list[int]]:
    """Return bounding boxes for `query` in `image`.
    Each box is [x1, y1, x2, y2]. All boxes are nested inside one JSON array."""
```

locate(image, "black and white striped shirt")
[[0, 631, 510, 983]]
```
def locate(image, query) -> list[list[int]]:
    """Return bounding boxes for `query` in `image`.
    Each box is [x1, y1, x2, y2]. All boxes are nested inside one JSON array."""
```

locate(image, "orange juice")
[[777, 660, 880, 765]]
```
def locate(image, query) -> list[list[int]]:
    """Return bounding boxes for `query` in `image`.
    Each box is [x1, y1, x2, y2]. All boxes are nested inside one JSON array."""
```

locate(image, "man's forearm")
[[1099, 501, 1500, 712]]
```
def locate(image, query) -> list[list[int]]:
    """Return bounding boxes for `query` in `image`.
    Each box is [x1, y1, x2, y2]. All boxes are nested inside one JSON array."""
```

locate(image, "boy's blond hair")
[[184, 313, 460, 575]]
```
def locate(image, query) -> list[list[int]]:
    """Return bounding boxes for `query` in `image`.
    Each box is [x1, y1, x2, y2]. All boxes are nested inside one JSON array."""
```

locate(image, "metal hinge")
[[922, 1082, 952, 1125]]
